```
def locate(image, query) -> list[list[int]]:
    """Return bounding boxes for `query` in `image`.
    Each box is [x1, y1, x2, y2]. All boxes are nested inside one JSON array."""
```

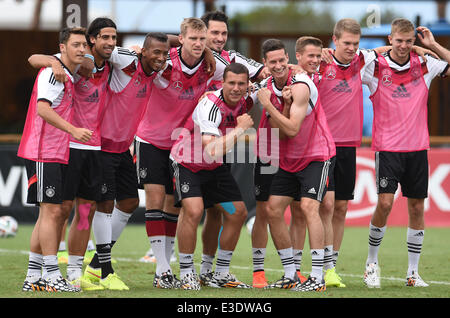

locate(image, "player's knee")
[[376, 198, 393, 215]]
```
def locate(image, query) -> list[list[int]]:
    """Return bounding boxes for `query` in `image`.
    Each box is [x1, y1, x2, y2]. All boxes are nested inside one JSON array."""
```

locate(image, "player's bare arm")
[[36, 100, 92, 143], [417, 26, 450, 76], [258, 85, 307, 138], [28, 55, 67, 83], [203, 113, 253, 159]]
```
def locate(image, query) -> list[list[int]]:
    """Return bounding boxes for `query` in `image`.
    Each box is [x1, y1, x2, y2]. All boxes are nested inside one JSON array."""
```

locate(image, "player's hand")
[[417, 26, 437, 48], [282, 86, 293, 106], [70, 127, 92, 143], [257, 87, 272, 107], [129, 45, 142, 54], [78, 57, 95, 79], [321, 48, 334, 64], [258, 67, 271, 79], [288, 64, 306, 76], [204, 47, 216, 77], [412, 45, 439, 62], [51, 58, 67, 83], [198, 90, 215, 102], [236, 113, 254, 131]]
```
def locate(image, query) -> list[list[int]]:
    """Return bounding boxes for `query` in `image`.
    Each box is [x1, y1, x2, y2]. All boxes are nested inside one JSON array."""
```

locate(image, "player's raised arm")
[[417, 26, 450, 76]]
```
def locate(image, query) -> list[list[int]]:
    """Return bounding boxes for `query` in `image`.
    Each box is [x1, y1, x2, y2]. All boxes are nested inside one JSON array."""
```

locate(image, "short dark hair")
[[295, 36, 323, 53], [223, 63, 249, 81], [262, 39, 286, 58], [59, 27, 87, 44], [86, 17, 117, 47], [143, 32, 168, 48], [201, 10, 228, 28]]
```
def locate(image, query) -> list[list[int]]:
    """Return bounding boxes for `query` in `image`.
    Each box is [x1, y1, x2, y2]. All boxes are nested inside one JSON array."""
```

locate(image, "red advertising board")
[[285, 148, 450, 227]]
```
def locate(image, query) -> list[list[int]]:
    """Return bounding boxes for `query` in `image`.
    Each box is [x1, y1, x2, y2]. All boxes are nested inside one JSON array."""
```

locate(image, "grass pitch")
[[0, 223, 449, 302]]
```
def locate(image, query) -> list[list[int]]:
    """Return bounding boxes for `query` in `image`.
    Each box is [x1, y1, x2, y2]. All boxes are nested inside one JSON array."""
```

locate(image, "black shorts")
[[333, 147, 357, 200], [99, 150, 139, 202], [171, 160, 243, 209], [376, 150, 428, 198], [135, 140, 173, 194], [254, 157, 278, 202], [62, 148, 102, 202], [24, 159, 67, 205], [270, 160, 332, 202]]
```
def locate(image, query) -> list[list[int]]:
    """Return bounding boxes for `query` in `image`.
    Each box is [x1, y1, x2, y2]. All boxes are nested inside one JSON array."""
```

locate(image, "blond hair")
[[295, 36, 323, 53], [180, 18, 207, 35], [333, 18, 361, 39], [391, 18, 415, 35]]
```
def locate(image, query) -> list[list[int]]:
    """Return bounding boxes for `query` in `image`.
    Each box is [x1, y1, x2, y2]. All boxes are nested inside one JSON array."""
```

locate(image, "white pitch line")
[[1, 248, 449, 286]]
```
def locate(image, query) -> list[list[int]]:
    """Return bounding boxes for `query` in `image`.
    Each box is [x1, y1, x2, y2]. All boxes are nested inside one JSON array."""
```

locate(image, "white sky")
[[0, 0, 448, 32]]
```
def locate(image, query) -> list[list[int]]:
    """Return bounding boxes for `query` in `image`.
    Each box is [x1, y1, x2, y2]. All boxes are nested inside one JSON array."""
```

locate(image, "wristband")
[[84, 54, 97, 73]]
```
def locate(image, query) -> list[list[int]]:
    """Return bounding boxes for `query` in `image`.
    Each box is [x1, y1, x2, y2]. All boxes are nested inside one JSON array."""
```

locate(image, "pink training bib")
[[136, 47, 210, 150], [171, 90, 253, 172], [71, 62, 111, 147], [100, 60, 156, 153], [370, 52, 429, 152], [18, 68, 75, 164], [318, 53, 364, 147], [255, 70, 293, 163], [281, 75, 336, 173]]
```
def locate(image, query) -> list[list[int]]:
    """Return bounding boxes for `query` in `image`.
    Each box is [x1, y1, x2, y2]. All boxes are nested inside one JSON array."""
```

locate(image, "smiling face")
[[91, 27, 117, 60], [60, 33, 87, 65], [296, 44, 322, 75], [263, 48, 289, 84], [141, 38, 169, 72], [222, 71, 249, 106], [389, 30, 415, 62], [206, 20, 228, 52]]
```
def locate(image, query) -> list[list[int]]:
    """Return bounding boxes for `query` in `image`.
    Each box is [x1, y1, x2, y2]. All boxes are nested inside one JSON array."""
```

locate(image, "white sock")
[[252, 247, 266, 272], [150, 235, 170, 275], [293, 249, 303, 272], [201, 254, 215, 274], [111, 207, 131, 243], [323, 245, 334, 270], [367, 222, 386, 265], [42, 255, 61, 281], [179, 253, 195, 277], [67, 255, 84, 281], [92, 211, 112, 246], [215, 249, 233, 273], [407, 228, 424, 276], [310, 249, 325, 280], [26, 252, 43, 281], [278, 247, 296, 280], [332, 250, 339, 267], [165, 236, 175, 264]]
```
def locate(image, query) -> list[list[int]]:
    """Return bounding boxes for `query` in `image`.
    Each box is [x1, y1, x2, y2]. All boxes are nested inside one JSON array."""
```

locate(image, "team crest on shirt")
[[134, 74, 142, 86], [80, 80, 90, 90], [45, 186, 56, 198], [181, 182, 190, 193], [173, 80, 183, 91], [381, 69, 392, 87], [101, 184, 108, 194], [325, 66, 336, 80]]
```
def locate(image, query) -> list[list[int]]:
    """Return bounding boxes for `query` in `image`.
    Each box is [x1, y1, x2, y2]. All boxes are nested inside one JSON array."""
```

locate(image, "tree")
[[229, 1, 335, 34]]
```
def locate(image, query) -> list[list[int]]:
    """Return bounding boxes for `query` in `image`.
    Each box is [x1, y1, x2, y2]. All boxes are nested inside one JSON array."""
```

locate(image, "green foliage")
[[230, 2, 335, 34]]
